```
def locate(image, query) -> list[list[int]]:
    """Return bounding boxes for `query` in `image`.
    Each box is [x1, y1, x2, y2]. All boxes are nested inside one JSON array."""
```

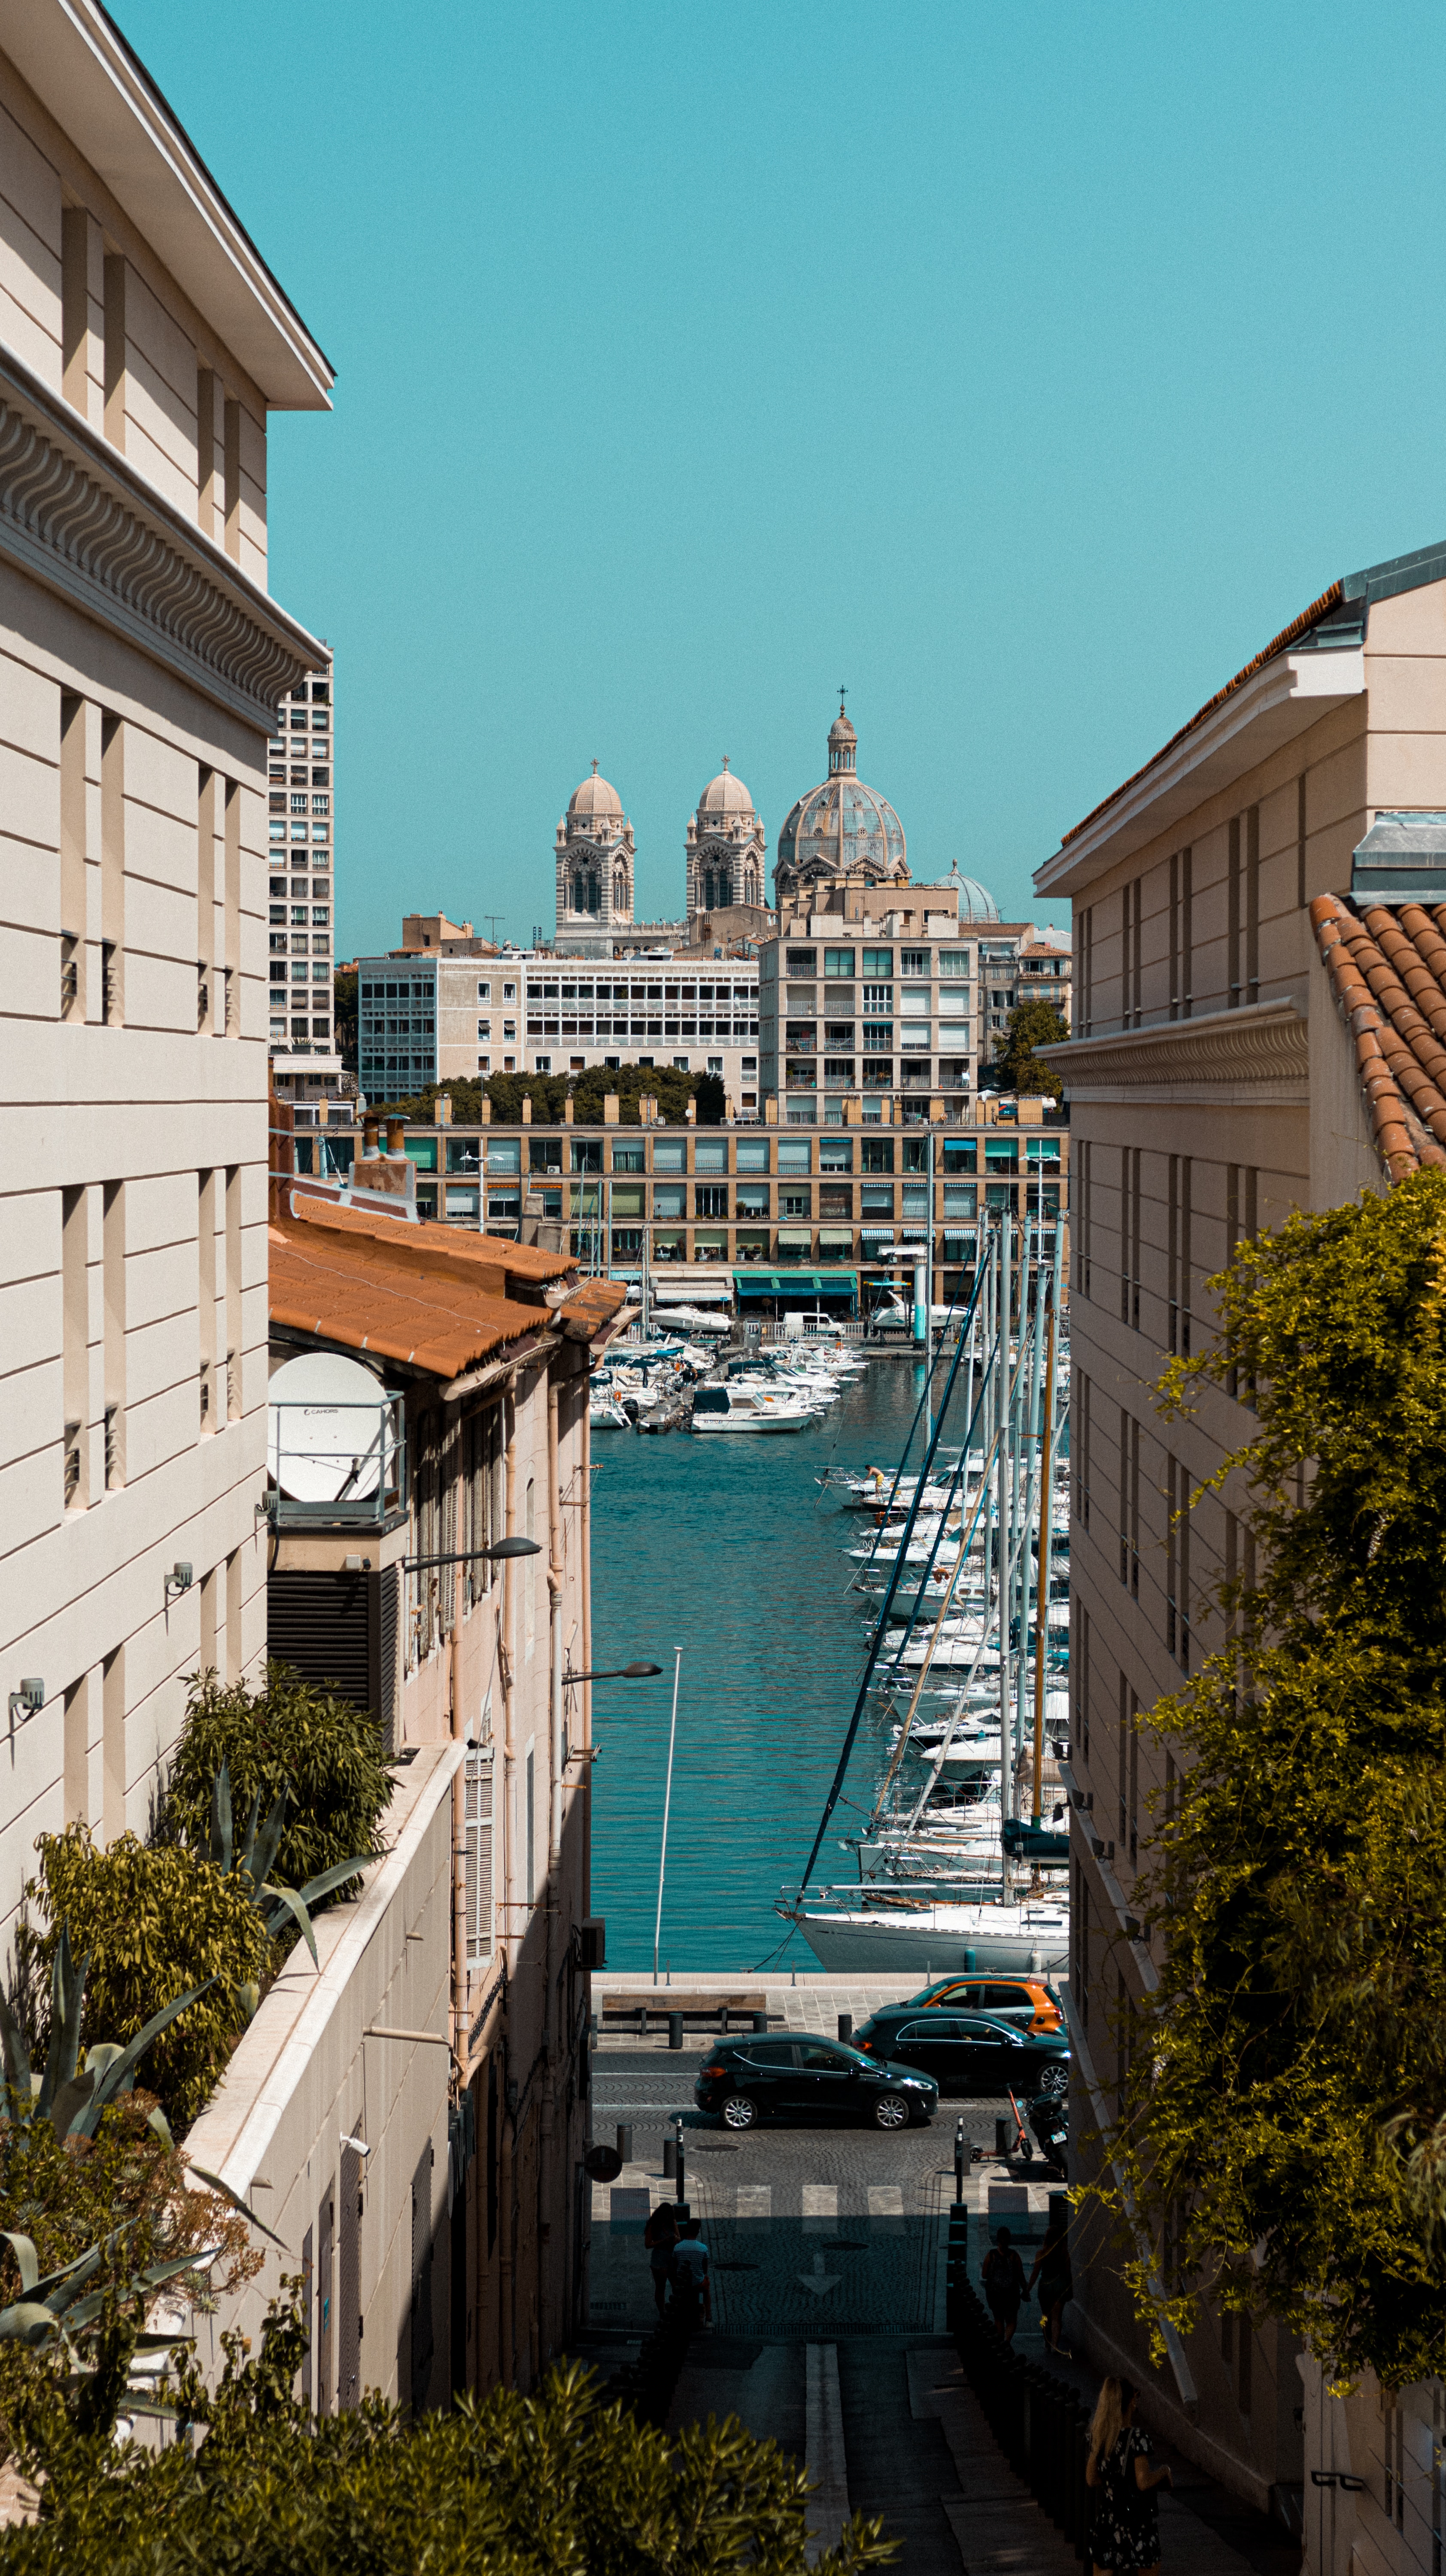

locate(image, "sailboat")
[[778, 1197, 1072, 1976]]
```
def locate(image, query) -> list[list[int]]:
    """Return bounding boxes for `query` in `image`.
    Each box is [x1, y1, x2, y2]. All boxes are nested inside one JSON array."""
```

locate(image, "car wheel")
[[872, 2092, 911, 2132], [721, 2092, 759, 2131]]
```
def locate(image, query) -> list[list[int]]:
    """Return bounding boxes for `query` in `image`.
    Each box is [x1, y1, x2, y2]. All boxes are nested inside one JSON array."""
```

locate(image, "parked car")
[[851, 2008, 1069, 2098], [902, 1973, 1063, 2034], [693, 2034, 937, 2131]]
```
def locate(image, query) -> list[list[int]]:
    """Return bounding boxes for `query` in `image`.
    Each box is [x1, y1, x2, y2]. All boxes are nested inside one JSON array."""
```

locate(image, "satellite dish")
[[267, 1352, 397, 1504]]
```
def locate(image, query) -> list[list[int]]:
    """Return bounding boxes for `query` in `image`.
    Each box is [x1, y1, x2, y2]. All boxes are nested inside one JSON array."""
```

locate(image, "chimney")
[[385, 1117, 405, 1155], [436, 1093, 452, 1127], [685, 1097, 696, 1126], [482, 1094, 492, 1126], [363, 1118, 380, 1154], [603, 1093, 620, 1126], [563, 1096, 574, 1125], [764, 1097, 778, 1126], [521, 1095, 532, 1125]]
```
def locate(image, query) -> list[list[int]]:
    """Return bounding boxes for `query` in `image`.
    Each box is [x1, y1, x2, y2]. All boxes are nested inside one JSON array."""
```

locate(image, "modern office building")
[[299, 1096, 1067, 1313], [1034, 535, 1446, 2519], [267, 649, 341, 1107], [355, 949, 762, 1110]]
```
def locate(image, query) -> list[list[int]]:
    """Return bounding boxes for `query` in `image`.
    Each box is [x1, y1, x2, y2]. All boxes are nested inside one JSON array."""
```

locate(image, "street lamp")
[[562, 1661, 663, 1685], [402, 1535, 543, 1571]]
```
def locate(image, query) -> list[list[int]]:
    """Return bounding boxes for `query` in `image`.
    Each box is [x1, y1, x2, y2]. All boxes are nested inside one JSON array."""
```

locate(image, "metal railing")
[[267, 1394, 406, 1527]]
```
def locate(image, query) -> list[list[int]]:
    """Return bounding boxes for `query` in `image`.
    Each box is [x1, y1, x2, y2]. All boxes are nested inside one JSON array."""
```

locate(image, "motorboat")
[[690, 1384, 816, 1435]]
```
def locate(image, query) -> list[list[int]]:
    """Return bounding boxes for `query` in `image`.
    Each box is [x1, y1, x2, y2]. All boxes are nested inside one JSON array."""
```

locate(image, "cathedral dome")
[[567, 761, 623, 821], [698, 757, 756, 820], [777, 699, 906, 894], [927, 863, 1000, 923]]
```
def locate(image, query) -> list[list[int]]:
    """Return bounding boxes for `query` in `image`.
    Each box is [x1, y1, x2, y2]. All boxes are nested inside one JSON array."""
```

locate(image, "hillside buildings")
[[1035, 535, 1446, 2530]]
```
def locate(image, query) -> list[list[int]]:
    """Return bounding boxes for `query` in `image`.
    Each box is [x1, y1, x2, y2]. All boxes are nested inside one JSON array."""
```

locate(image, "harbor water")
[[588, 1352, 959, 1973]]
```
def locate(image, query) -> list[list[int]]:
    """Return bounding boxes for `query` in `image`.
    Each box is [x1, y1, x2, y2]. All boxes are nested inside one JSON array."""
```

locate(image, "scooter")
[[1027, 2065, 1068, 2178]]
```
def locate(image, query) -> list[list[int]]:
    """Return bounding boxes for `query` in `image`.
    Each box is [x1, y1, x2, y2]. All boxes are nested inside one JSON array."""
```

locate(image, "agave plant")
[[0, 1926, 215, 2148], [206, 1765, 373, 1983]]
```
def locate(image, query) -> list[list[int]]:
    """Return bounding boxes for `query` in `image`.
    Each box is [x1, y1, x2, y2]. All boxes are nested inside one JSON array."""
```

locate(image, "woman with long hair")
[[1085, 2377, 1173, 2576]]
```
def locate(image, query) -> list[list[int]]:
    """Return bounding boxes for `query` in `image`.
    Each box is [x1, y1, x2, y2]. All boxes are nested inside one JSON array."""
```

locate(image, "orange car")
[[906, 1974, 1062, 2035]]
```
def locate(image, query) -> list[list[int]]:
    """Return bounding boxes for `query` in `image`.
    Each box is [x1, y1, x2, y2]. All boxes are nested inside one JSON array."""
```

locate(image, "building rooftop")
[[1311, 893, 1446, 1181]]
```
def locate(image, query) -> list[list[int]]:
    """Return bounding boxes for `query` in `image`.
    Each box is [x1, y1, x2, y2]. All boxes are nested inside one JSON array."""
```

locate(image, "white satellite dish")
[[267, 1352, 397, 1504]]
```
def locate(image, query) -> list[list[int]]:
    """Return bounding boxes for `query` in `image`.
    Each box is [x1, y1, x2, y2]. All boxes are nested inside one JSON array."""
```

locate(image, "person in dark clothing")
[[643, 2201, 679, 2317], [981, 2224, 1027, 2343], [1086, 2377, 1173, 2576], [1028, 2211, 1074, 2354]]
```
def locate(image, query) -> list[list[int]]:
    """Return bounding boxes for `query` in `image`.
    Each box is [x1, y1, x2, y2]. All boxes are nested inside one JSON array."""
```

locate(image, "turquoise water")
[[588, 1355, 946, 1973]]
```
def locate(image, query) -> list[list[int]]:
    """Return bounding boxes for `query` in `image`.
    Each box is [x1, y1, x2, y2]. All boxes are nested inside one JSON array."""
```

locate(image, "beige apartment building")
[[1034, 536, 1446, 2528], [267, 650, 341, 1106], [0, 1, 328, 1937]]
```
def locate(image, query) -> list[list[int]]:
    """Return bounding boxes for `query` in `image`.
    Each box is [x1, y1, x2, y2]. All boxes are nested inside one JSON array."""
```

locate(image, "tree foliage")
[[166, 1665, 393, 1896], [985, 997, 1068, 1099], [0, 2286, 897, 2575], [1105, 1171, 1446, 2388], [331, 967, 357, 1071], [19, 1832, 270, 2133], [366, 1063, 726, 1127]]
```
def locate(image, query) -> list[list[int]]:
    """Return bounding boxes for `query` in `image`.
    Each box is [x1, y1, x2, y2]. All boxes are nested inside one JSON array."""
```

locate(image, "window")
[[938, 948, 970, 978], [862, 1023, 893, 1052], [943, 1183, 977, 1217], [651, 1185, 685, 1219], [694, 1139, 728, 1173], [695, 1185, 728, 1218], [777, 1140, 812, 1173], [785, 947, 817, 972], [860, 1185, 894, 1216], [862, 983, 892, 1010], [861, 1139, 894, 1173], [1119, 1410, 1140, 1596], [611, 1144, 644, 1171], [735, 1138, 770, 1173], [653, 1138, 686, 1172], [901, 948, 930, 976], [312, 905, 330, 927], [862, 947, 893, 975], [781, 1189, 811, 1219], [736, 1185, 769, 1218], [823, 947, 855, 977], [819, 1140, 853, 1172], [899, 989, 930, 1017]]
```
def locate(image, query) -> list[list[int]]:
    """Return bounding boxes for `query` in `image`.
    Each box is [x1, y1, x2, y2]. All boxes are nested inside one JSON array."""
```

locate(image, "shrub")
[[0, 2290, 897, 2574], [21, 1830, 270, 2132], [167, 1665, 392, 1896]]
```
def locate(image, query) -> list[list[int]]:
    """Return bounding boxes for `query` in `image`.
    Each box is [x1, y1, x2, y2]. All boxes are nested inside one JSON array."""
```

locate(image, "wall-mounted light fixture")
[[164, 1562, 194, 1604], [8, 1679, 44, 1738]]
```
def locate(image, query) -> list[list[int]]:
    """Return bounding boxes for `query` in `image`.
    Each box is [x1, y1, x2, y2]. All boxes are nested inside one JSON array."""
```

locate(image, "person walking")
[[981, 2224, 1027, 2344], [669, 2219, 711, 2329], [1028, 2211, 1073, 2355], [644, 2200, 679, 2318], [1086, 2377, 1173, 2576]]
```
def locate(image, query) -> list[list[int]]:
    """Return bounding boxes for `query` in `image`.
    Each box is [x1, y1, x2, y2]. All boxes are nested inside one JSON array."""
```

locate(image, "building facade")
[[242, 1126, 625, 2398], [1034, 536, 1446, 2514], [299, 1097, 1067, 1312], [0, 0, 329, 1944], [356, 949, 762, 1111], [267, 650, 341, 1107]]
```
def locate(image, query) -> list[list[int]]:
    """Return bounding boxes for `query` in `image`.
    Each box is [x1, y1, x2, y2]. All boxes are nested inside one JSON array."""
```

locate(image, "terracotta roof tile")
[[269, 1210, 555, 1382], [287, 1188, 574, 1281], [1310, 894, 1446, 1181]]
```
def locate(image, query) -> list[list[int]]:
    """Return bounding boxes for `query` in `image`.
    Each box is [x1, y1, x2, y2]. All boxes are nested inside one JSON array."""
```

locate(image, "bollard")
[[719, 2004, 729, 2035], [588, 2011, 598, 2051], [662, 2138, 676, 2180], [752, 2011, 768, 2034], [668, 2012, 684, 2051], [675, 2133, 686, 2204], [837, 2011, 853, 2042], [995, 2114, 1009, 2158], [954, 2117, 966, 2202], [616, 2122, 633, 2165]]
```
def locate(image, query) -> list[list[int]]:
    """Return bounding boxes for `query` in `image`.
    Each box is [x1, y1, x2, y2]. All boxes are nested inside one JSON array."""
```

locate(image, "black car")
[[693, 2034, 938, 2131], [852, 2008, 1069, 2098]]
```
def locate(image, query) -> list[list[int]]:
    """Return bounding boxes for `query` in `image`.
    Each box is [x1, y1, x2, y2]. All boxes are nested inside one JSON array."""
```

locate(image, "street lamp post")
[[653, 1648, 682, 1987]]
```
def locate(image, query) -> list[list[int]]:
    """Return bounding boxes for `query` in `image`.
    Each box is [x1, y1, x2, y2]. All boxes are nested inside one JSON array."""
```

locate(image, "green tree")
[[331, 967, 357, 1072], [985, 996, 1067, 1099], [166, 1665, 393, 1896], [1104, 1171, 1446, 2388], [0, 2288, 898, 2575], [21, 1831, 270, 2132]]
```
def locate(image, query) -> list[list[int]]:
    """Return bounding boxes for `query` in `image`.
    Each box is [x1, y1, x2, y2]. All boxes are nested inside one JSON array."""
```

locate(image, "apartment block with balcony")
[[0, 0, 329, 1939]]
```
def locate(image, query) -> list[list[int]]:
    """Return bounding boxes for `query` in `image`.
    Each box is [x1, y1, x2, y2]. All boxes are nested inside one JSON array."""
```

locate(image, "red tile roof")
[[270, 1197, 629, 1382], [1310, 894, 1446, 1181]]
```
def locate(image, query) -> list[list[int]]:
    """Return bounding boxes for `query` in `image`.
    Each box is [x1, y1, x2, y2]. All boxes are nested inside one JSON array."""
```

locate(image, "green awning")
[[733, 1268, 858, 1297]]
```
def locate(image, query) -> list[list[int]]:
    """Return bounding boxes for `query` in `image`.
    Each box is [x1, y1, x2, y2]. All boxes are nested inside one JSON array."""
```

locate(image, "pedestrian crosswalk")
[[596, 2176, 927, 2225]]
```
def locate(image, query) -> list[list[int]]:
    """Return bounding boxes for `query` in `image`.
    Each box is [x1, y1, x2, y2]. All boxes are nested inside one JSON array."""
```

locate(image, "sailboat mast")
[[1010, 1215, 1035, 1812], [996, 1213, 1013, 1849], [1031, 1291, 1057, 1828]]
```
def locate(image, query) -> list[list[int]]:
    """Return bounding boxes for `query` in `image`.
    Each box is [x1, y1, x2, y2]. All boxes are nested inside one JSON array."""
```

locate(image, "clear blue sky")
[[116, 0, 1446, 956]]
